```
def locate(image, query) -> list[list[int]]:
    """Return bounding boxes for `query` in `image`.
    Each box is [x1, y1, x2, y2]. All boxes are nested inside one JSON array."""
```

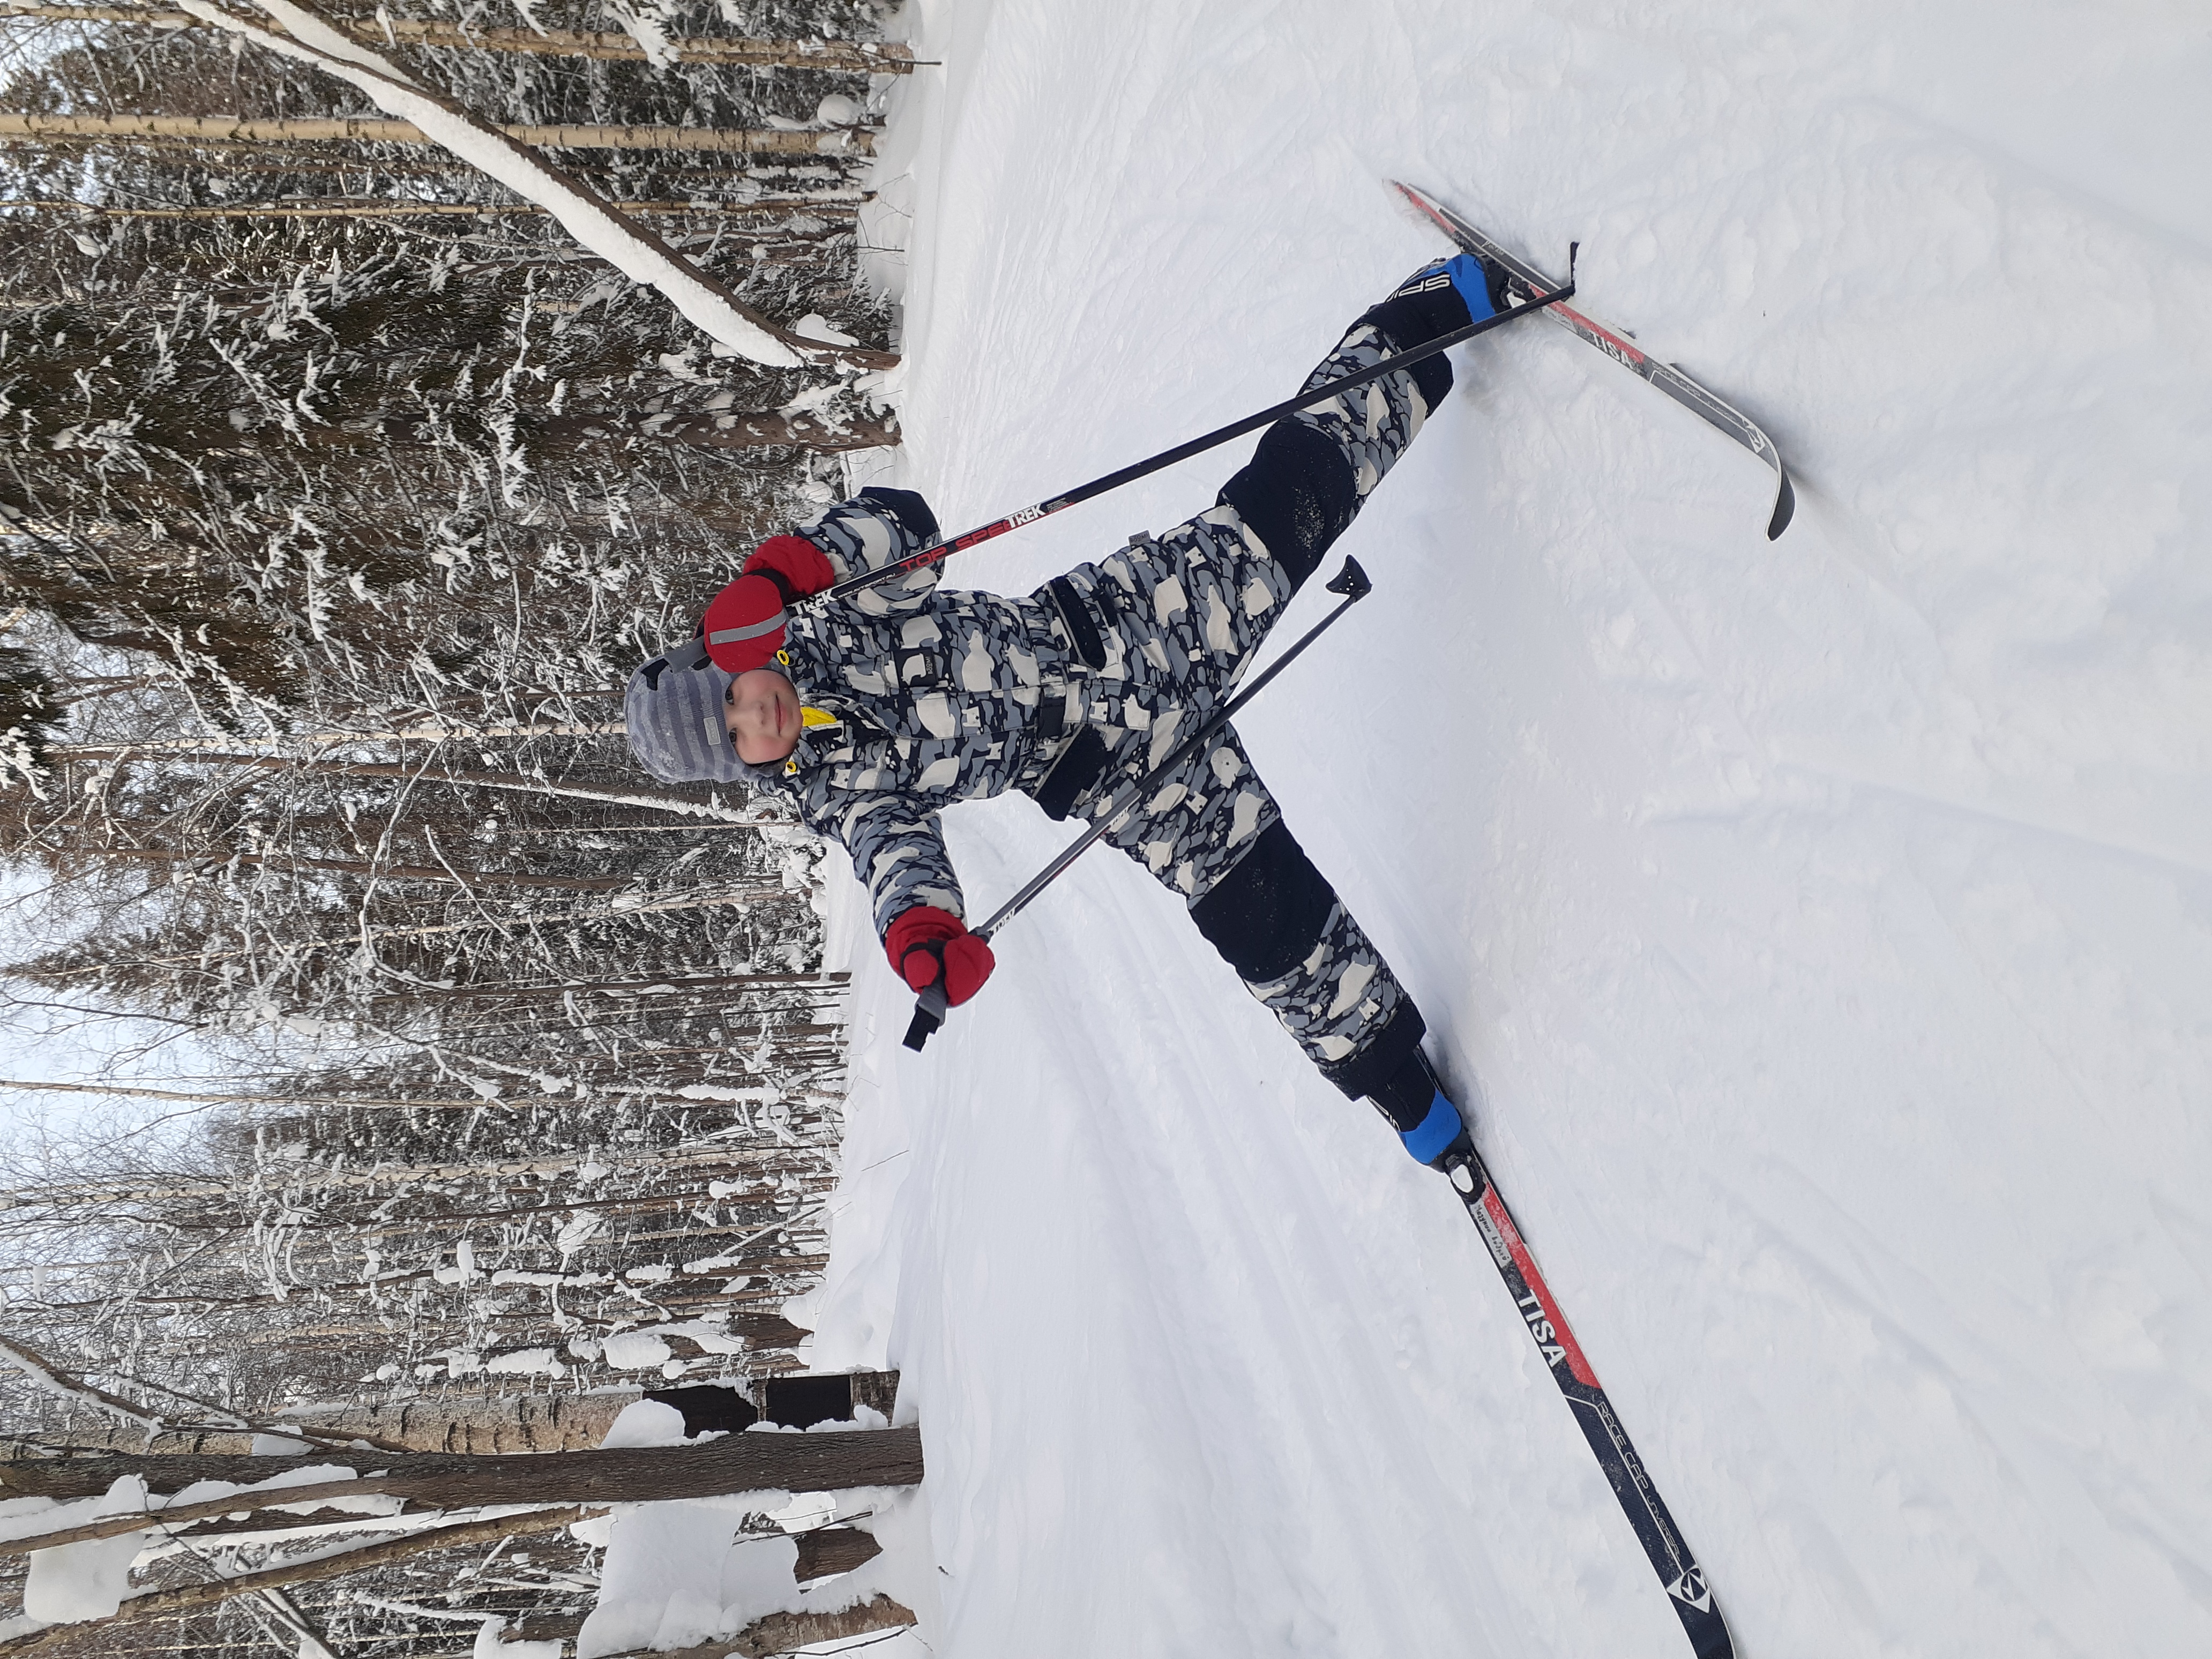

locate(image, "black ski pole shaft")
[[825, 272, 1575, 609], [903, 556, 1376, 1052]]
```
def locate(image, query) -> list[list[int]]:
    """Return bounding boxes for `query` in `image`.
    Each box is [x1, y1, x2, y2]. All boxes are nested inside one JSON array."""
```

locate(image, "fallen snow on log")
[[21, 1477, 146, 1623], [573, 1483, 935, 1659]]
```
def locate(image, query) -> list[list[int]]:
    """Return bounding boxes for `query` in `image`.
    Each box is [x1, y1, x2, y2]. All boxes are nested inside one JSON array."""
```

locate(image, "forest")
[[0, 0, 901, 1650]]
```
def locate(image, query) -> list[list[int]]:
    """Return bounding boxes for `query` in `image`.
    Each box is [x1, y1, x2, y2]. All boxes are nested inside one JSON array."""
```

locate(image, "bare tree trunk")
[[0, 1424, 925, 1501], [0, 1474, 442, 1556], [287, 1391, 642, 1455], [10, 1139, 817, 1205], [391, 969, 850, 997], [0, 1505, 595, 1657], [59, 723, 626, 749], [47, 748, 772, 824], [545, 409, 898, 453], [0, 195, 866, 219], [15, 1391, 645, 1469], [728, 1598, 918, 1657], [39, 882, 811, 960], [113, 408, 896, 455], [81, 843, 646, 891], [0, 8, 919, 70], [0, 113, 870, 155], [594, 1597, 918, 1659], [794, 1525, 883, 1582]]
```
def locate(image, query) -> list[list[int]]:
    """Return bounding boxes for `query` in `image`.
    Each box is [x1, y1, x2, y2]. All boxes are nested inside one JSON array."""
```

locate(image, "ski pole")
[[903, 555, 1376, 1052], [824, 259, 1576, 608]]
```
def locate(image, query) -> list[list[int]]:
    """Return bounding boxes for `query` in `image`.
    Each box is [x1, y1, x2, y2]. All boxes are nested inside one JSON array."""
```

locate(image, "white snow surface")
[[801, 2, 2212, 1656]]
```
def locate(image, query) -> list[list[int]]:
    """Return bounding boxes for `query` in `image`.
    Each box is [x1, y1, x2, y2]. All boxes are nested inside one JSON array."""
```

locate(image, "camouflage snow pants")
[[1021, 290, 1459, 1102]]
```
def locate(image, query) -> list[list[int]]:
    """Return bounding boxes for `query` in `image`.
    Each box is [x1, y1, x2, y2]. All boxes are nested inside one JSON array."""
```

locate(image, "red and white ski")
[[1392, 180, 1796, 540], [1441, 1144, 1737, 1657]]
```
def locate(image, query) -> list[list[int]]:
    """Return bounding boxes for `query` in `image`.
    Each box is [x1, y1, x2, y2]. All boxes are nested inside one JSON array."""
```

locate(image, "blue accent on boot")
[[1399, 1089, 1463, 1165], [1441, 252, 1498, 320]]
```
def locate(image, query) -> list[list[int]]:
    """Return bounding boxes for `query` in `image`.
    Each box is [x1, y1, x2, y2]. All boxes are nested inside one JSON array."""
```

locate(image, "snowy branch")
[[0, 1335, 167, 1433], [171, 0, 891, 373], [0, 1476, 407, 1559], [0, 1337, 421, 1459], [0, 1504, 600, 1650]]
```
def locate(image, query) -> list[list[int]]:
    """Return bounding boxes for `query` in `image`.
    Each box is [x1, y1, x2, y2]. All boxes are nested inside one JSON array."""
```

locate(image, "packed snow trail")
[[804, 2, 2212, 1655]]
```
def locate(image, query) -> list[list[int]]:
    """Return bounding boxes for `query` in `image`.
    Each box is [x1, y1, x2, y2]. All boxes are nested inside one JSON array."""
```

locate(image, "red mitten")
[[701, 537, 836, 674], [744, 534, 835, 597], [701, 573, 791, 673], [884, 905, 995, 1007]]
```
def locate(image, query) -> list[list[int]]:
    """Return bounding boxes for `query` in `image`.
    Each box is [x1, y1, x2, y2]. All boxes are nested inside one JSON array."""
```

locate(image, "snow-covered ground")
[[807, 3, 2212, 1654]]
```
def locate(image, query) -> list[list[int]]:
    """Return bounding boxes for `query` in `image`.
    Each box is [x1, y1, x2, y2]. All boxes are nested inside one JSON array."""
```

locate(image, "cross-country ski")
[[1392, 180, 1798, 540], [1445, 1146, 1736, 1657]]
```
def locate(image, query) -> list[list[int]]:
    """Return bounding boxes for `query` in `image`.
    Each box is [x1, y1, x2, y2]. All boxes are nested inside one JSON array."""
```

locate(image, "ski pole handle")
[[902, 977, 950, 1052], [816, 279, 1573, 608]]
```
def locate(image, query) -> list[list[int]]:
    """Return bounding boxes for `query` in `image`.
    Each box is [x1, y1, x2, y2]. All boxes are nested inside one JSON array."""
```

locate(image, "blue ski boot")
[[1361, 256, 1514, 406], [1367, 1048, 1483, 1192], [1385, 251, 1513, 323]]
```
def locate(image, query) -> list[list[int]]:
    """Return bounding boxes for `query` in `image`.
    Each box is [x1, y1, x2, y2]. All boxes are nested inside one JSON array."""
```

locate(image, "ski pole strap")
[[818, 277, 1574, 608]]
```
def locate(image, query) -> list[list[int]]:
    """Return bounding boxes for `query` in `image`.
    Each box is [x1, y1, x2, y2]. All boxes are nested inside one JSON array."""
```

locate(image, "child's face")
[[725, 669, 801, 766]]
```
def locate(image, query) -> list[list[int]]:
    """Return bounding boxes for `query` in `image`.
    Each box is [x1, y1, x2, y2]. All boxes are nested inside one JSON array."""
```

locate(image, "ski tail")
[[1445, 1148, 1737, 1658], [1390, 180, 1795, 541]]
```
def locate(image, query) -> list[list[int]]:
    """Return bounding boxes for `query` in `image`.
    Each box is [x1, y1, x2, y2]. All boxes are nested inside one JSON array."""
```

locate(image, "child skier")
[[624, 254, 1507, 1175]]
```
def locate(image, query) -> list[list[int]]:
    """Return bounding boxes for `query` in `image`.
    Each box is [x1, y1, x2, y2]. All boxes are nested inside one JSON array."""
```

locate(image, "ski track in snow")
[[804, 3, 2212, 1654]]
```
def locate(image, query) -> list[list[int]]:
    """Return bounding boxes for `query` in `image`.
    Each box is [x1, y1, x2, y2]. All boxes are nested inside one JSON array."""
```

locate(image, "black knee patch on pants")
[[1216, 420, 1361, 592], [1189, 818, 1337, 983], [1357, 290, 1468, 410]]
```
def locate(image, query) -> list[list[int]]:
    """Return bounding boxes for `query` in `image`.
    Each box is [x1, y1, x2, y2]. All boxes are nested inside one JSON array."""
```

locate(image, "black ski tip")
[[1765, 464, 1797, 540], [1679, 1590, 1737, 1659]]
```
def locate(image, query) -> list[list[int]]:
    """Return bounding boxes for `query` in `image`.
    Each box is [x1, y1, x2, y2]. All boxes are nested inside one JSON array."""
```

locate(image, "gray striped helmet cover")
[[623, 638, 749, 785]]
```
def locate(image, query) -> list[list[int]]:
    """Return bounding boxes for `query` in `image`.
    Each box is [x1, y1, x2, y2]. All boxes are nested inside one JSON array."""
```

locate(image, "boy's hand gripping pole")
[[903, 557, 1376, 1052], [826, 259, 1574, 609]]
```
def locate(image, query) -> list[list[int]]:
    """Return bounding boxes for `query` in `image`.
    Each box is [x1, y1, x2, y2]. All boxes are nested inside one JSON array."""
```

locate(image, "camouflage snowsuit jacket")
[[766, 286, 1460, 1100]]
